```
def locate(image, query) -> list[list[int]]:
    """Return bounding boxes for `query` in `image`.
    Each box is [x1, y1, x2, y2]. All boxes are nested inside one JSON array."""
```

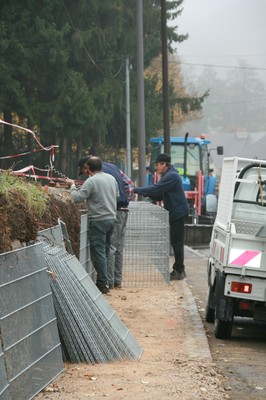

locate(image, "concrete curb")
[[171, 246, 213, 362], [181, 281, 212, 362]]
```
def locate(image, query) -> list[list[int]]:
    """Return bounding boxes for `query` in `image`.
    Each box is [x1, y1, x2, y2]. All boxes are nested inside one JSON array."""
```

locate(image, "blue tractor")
[[148, 133, 223, 233]]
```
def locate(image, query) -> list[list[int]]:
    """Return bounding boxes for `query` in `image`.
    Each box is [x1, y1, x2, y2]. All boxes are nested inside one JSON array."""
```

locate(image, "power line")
[[179, 54, 266, 58], [204, 97, 266, 107], [61, 0, 98, 68], [61, 0, 125, 80], [175, 61, 266, 71]]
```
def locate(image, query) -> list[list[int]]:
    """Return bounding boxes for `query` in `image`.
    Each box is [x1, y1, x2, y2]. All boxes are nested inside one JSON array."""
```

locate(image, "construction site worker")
[[66, 156, 118, 294], [77, 156, 134, 289], [134, 153, 189, 280], [101, 162, 134, 290]]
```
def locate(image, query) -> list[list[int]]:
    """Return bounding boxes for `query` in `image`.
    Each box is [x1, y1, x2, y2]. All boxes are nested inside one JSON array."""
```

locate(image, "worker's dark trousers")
[[88, 219, 115, 288], [108, 210, 129, 287], [170, 216, 186, 273]]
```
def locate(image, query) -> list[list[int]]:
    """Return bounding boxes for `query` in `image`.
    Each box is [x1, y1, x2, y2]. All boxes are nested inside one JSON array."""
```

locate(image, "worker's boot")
[[170, 270, 186, 281]]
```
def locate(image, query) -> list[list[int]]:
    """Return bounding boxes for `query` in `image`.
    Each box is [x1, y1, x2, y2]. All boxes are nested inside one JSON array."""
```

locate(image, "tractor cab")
[[149, 135, 214, 194]]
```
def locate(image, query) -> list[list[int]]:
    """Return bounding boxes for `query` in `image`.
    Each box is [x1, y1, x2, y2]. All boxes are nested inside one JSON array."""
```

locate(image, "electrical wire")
[[176, 61, 266, 71]]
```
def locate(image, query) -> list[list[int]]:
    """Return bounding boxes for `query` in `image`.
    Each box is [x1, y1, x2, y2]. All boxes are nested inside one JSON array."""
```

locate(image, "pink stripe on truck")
[[230, 250, 260, 266]]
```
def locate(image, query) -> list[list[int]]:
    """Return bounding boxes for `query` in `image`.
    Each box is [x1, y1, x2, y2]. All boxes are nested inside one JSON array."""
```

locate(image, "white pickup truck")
[[206, 157, 266, 339]]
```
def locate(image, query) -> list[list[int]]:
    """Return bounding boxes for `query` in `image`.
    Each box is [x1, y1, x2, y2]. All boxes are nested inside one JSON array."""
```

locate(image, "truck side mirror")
[[217, 146, 223, 155]]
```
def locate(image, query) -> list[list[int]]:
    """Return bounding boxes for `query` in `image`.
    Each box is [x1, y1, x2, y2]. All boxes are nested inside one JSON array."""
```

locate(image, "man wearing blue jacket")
[[101, 162, 133, 289], [134, 153, 189, 280]]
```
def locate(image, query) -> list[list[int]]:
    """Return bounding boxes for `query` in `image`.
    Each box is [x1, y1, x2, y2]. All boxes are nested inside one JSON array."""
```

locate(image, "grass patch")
[[0, 172, 48, 217]]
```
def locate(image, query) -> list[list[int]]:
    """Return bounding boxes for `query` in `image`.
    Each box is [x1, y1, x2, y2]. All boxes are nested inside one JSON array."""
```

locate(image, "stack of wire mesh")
[[122, 201, 170, 287], [39, 226, 142, 364]]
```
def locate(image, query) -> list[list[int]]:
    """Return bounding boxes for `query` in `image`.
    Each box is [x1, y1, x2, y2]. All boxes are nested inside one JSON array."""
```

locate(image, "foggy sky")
[[174, 0, 266, 83]]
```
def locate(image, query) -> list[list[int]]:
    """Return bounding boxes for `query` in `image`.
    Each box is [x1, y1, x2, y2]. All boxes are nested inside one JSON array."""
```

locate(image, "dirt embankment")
[[0, 184, 82, 256]]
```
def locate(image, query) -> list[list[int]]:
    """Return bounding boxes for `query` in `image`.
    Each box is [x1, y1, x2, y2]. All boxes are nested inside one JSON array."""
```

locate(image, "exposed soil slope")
[[0, 181, 81, 256]]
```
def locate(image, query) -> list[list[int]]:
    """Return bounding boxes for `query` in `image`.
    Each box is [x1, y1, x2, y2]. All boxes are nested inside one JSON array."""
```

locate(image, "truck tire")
[[214, 317, 233, 339], [205, 286, 215, 323], [212, 271, 234, 338]]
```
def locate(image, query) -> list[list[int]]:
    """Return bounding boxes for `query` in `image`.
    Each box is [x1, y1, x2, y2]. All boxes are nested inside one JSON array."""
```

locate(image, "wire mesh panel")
[[65, 255, 143, 361], [0, 345, 10, 400], [123, 201, 170, 287], [40, 235, 143, 364], [79, 214, 95, 281], [0, 243, 64, 400]]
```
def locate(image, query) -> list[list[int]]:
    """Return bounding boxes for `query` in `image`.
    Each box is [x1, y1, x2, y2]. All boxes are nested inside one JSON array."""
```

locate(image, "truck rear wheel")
[[214, 316, 233, 339], [205, 286, 215, 323]]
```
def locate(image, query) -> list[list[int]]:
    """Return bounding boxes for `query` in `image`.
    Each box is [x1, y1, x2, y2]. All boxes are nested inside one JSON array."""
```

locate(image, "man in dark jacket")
[[134, 153, 189, 280], [101, 162, 133, 289]]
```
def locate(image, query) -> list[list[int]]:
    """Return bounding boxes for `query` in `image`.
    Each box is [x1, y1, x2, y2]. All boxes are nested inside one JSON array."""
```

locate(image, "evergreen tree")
[[0, 0, 205, 177]]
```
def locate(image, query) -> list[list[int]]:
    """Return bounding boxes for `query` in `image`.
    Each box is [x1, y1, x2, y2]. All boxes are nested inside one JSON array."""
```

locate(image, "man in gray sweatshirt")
[[66, 156, 118, 294]]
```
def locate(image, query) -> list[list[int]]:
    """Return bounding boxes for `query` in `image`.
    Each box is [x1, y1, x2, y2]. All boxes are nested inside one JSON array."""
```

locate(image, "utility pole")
[[136, 0, 146, 187], [125, 56, 132, 178], [161, 0, 170, 155]]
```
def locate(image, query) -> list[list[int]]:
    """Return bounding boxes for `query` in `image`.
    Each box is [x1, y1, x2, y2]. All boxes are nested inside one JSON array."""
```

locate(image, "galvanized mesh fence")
[[122, 201, 170, 287], [79, 214, 95, 281], [0, 346, 9, 400], [0, 243, 64, 400], [79, 202, 170, 288]]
